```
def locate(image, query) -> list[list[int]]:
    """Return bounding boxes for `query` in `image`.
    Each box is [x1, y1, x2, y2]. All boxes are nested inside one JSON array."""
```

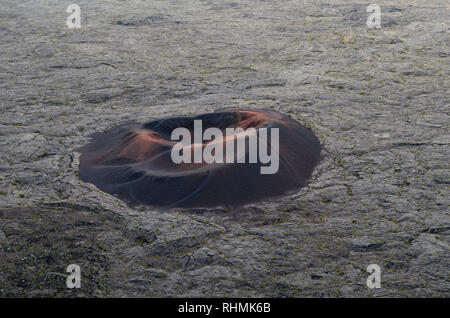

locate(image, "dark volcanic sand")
[[77, 108, 321, 208], [0, 0, 449, 297]]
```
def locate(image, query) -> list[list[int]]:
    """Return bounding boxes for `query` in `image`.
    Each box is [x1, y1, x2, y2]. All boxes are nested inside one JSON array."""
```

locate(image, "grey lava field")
[[0, 0, 449, 297]]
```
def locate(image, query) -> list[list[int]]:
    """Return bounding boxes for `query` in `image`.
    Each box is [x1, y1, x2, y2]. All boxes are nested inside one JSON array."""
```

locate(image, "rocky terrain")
[[0, 0, 448, 297]]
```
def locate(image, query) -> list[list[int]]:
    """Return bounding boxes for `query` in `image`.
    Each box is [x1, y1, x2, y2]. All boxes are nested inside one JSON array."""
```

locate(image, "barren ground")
[[0, 0, 449, 297]]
